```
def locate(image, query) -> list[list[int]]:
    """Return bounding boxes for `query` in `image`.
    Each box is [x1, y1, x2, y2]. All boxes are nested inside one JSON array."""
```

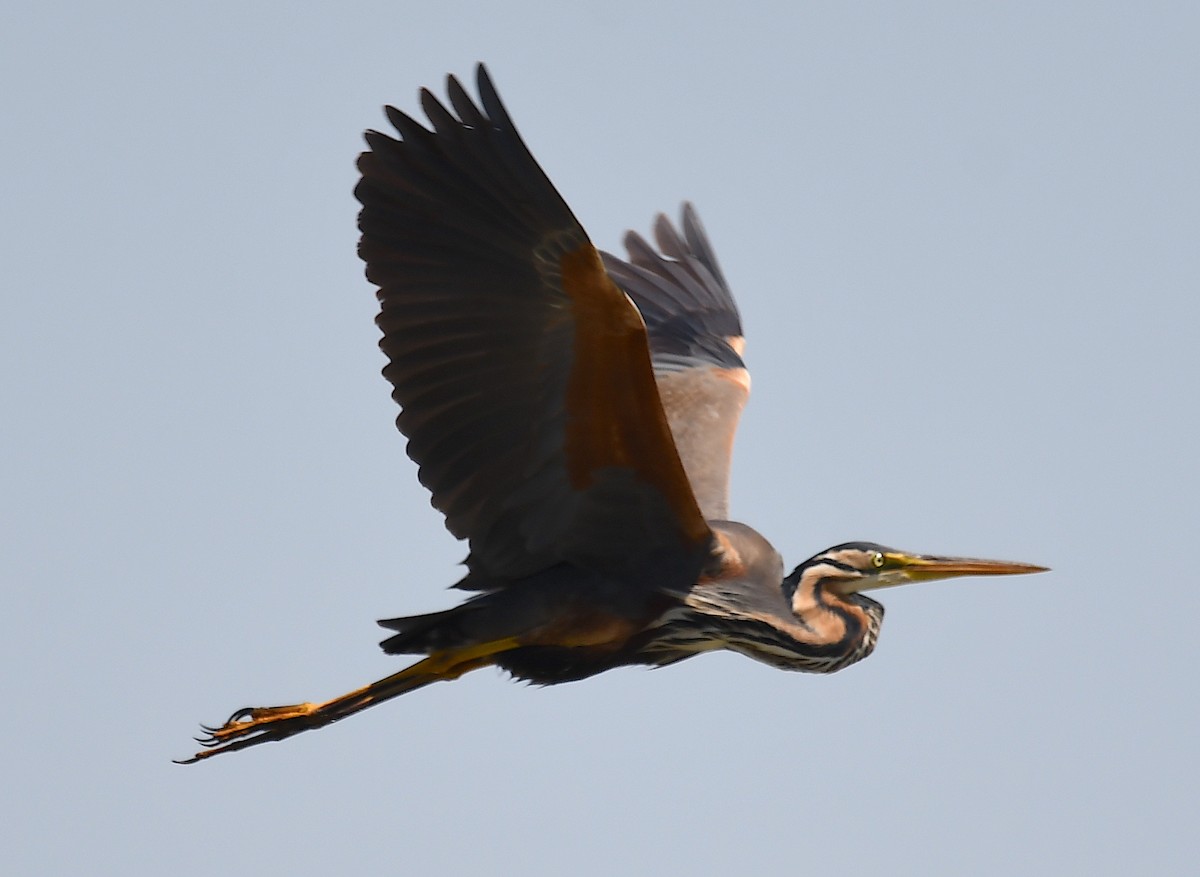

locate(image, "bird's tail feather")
[[377, 606, 469, 655]]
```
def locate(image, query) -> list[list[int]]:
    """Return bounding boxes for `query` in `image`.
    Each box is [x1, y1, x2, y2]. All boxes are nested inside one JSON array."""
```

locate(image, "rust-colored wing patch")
[[558, 244, 709, 545]]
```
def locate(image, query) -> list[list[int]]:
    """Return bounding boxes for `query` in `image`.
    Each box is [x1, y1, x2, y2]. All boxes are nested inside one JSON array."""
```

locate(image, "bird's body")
[[181, 66, 1045, 763]]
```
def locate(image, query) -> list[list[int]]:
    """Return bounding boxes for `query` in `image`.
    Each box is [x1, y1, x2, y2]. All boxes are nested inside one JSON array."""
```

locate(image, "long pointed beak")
[[894, 553, 1048, 581], [855, 552, 1049, 592]]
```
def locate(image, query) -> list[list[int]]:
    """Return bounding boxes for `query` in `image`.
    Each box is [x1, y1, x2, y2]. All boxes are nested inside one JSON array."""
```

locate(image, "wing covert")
[[355, 67, 711, 587], [601, 204, 750, 521]]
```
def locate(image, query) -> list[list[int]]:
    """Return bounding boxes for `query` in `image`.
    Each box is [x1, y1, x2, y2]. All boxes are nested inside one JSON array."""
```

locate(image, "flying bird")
[[180, 65, 1045, 763]]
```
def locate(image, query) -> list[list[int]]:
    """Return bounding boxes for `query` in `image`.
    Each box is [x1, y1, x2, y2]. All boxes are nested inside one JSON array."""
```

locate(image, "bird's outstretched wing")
[[601, 204, 749, 521], [355, 66, 711, 589]]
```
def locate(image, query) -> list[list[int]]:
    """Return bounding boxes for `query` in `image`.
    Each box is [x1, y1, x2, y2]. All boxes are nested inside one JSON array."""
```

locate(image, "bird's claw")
[[175, 702, 319, 763]]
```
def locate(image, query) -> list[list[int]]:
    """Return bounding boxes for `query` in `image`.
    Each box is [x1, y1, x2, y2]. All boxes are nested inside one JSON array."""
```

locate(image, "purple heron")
[[179, 65, 1045, 763]]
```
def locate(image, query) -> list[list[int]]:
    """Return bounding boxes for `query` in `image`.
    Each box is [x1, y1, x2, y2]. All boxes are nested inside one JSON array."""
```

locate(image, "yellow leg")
[[177, 637, 522, 763]]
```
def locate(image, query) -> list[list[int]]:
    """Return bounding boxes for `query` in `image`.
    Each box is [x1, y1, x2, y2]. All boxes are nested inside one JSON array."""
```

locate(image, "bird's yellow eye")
[[872, 552, 885, 568]]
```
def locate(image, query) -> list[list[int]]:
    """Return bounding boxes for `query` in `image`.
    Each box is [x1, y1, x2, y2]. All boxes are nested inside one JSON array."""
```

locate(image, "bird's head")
[[792, 542, 1048, 598], [772, 542, 1046, 673]]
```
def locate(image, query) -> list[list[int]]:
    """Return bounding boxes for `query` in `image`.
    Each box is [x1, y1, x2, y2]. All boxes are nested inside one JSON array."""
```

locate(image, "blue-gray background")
[[4, 2, 1197, 874]]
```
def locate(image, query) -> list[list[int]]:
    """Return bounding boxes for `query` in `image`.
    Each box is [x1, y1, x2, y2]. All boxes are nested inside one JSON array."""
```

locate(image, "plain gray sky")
[[3, 2, 1197, 874]]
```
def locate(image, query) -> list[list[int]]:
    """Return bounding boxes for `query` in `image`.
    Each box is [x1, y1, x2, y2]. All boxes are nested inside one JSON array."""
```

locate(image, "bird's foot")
[[176, 638, 525, 764], [176, 701, 323, 763]]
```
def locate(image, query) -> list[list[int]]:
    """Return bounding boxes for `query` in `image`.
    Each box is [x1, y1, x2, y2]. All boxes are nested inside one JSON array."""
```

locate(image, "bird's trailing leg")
[[177, 636, 522, 763]]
